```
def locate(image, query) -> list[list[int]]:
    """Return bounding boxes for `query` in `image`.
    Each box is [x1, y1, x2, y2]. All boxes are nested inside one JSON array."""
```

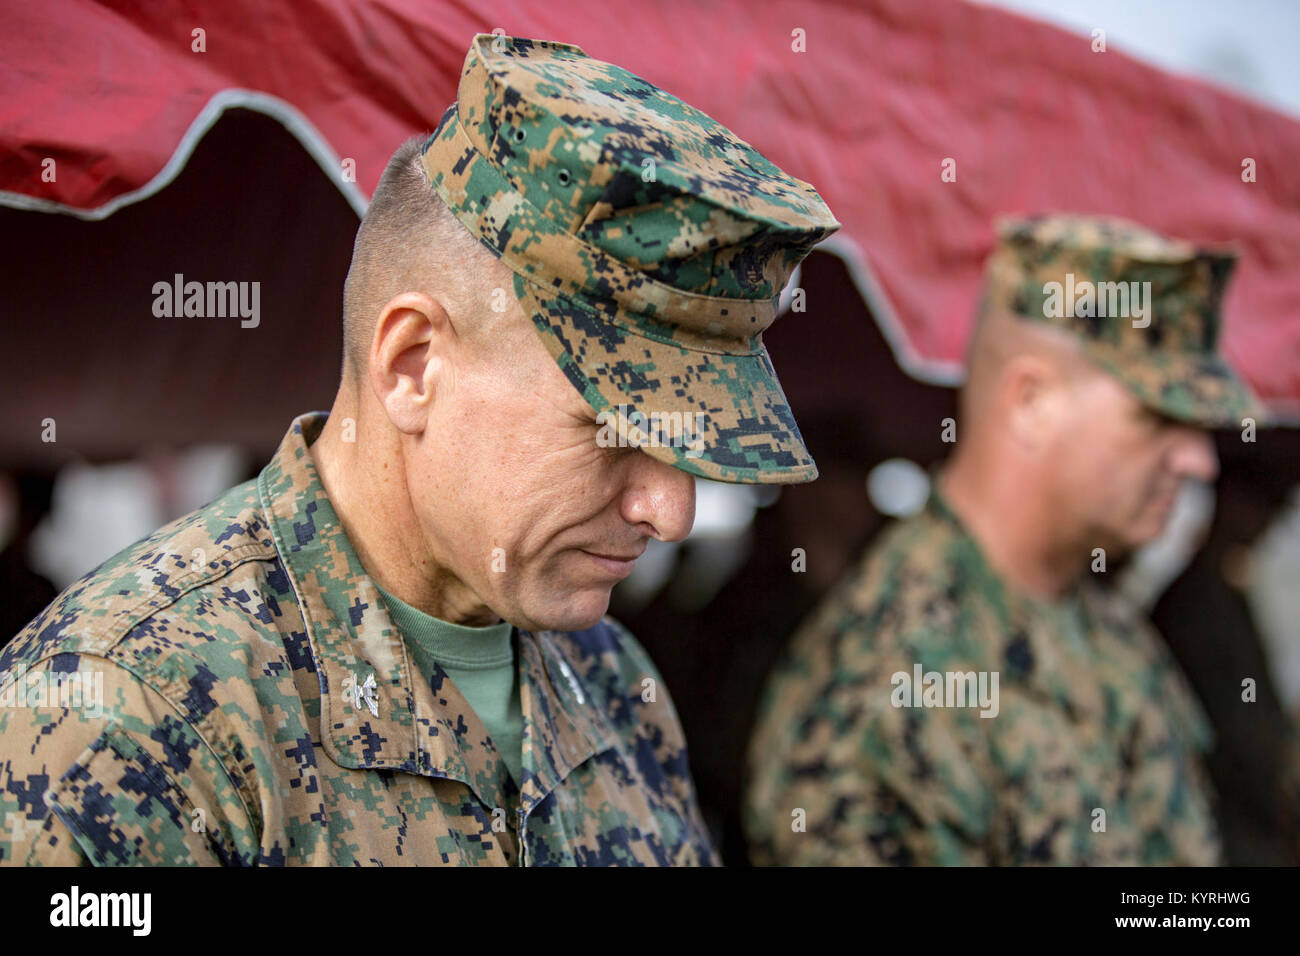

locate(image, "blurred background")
[[2, 0, 1298, 864]]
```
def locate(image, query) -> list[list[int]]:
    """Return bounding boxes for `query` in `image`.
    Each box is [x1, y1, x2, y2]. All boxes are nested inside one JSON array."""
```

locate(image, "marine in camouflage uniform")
[[0, 35, 838, 866], [745, 214, 1262, 866]]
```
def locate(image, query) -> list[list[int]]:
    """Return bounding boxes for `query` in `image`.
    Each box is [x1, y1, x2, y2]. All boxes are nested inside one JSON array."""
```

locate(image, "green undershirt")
[[376, 585, 523, 787]]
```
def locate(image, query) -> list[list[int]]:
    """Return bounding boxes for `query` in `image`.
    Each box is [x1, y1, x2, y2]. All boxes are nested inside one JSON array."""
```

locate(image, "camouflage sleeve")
[[0, 654, 258, 866], [21, 811, 92, 865], [602, 617, 720, 866], [747, 607, 996, 866]]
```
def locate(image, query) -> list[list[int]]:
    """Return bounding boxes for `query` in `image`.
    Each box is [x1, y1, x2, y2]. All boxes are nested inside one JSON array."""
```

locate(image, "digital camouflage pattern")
[[421, 34, 841, 484], [981, 213, 1262, 428], [745, 489, 1220, 866], [0, 414, 716, 866]]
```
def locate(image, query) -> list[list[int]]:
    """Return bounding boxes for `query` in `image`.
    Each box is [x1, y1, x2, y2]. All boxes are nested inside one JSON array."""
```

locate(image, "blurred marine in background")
[[746, 214, 1266, 865], [0, 35, 837, 866]]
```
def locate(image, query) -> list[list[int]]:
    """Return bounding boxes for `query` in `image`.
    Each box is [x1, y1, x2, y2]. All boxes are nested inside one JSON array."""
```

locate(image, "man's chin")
[[1113, 518, 1166, 554], [514, 588, 613, 634]]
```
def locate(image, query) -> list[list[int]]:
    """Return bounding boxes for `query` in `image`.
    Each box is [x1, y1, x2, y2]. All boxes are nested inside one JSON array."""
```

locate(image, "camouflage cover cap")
[[980, 213, 1263, 427], [421, 34, 841, 483]]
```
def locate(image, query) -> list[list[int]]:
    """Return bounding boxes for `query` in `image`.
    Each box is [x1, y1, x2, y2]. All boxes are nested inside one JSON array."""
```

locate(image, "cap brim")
[[1085, 342, 1265, 428], [513, 275, 817, 484]]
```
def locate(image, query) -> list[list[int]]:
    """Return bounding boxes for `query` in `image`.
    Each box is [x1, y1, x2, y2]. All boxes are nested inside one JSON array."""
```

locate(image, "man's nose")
[[619, 453, 697, 542], [1169, 427, 1219, 483]]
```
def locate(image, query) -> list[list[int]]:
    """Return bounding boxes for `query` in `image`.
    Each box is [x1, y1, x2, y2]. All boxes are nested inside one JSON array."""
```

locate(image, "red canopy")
[[3, 0, 1298, 416]]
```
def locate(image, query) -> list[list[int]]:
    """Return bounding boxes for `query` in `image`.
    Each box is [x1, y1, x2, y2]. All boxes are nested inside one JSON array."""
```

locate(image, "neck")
[[308, 393, 501, 627], [938, 446, 1084, 601]]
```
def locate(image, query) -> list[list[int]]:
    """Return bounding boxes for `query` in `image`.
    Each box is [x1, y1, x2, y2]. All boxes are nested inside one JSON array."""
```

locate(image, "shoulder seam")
[[69, 541, 276, 658]]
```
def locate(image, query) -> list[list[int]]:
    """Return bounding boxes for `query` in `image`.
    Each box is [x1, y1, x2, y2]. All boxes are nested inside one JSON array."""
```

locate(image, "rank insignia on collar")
[[342, 671, 380, 717], [556, 658, 585, 707]]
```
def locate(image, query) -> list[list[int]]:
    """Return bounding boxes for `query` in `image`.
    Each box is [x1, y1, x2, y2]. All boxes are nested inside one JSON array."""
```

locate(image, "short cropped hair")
[[340, 136, 507, 381]]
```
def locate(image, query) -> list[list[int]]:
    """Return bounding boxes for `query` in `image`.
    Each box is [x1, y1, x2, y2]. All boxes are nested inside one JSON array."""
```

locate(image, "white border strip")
[[0, 89, 368, 220], [815, 233, 966, 387]]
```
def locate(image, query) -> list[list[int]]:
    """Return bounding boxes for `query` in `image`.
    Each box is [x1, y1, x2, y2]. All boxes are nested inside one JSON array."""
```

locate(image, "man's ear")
[[1002, 354, 1065, 451], [368, 291, 453, 434]]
